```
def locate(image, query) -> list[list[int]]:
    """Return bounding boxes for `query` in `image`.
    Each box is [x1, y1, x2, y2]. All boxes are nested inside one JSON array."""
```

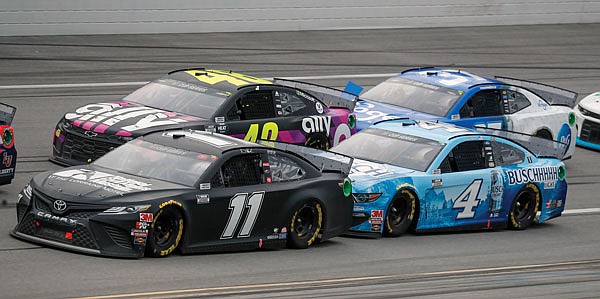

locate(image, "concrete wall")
[[2, 0, 600, 36]]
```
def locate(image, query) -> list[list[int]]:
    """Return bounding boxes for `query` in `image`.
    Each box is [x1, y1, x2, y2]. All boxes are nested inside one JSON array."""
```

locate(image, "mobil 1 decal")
[[65, 102, 197, 136]]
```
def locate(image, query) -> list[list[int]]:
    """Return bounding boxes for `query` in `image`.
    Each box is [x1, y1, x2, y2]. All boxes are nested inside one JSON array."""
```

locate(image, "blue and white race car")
[[574, 91, 600, 151], [332, 119, 567, 237], [350, 67, 577, 158]]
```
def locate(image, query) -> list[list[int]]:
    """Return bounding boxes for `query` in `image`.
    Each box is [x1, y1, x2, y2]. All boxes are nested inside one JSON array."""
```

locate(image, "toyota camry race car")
[[52, 69, 357, 166], [350, 67, 577, 158], [0, 103, 17, 185], [332, 119, 567, 237], [574, 91, 600, 150], [13, 130, 355, 258]]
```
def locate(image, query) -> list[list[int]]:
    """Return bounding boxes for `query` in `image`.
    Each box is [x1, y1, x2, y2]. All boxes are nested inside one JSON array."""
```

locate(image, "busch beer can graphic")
[[490, 170, 504, 213]]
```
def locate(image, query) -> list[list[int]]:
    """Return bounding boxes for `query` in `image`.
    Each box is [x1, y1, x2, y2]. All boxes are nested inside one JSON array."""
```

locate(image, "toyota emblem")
[[53, 200, 67, 211]]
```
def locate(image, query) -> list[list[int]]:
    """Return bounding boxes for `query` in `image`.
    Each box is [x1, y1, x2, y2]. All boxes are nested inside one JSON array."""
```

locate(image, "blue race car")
[[331, 119, 567, 237], [350, 67, 577, 158]]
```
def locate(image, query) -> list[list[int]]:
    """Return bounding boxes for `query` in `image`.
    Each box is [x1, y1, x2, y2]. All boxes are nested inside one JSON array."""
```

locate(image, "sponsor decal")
[[196, 194, 210, 204], [506, 166, 559, 185], [2, 152, 13, 167], [350, 161, 393, 178], [266, 234, 279, 240], [159, 200, 182, 209], [490, 170, 503, 213], [281, 227, 287, 233], [199, 183, 211, 190], [139, 213, 153, 223], [136, 221, 149, 230], [296, 90, 316, 102], [134, 237, 146, 245], [302, 116, 331, 136], [65, 102, 194, 135], [451, 114, 460, 120], [50, 169, 151, 193], [278, 233, 287, 239], [36, 211, 77, 225], [0, 167, 13, 176], [369, 210, 384, 225], [432, 178, 443, 187], [315, 102, 324, 114], [371, 223, 382, 232], [131, 228, 148, 237], [214, 116, 225, 123]]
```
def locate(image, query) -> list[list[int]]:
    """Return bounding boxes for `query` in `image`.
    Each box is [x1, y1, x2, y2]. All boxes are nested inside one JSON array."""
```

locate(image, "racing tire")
[[508, 184, 540, 230], [383, 190, 417, 237], [304, 133, 330, 150], [287, 201, 323, 249], [146, 206, 184, 257]]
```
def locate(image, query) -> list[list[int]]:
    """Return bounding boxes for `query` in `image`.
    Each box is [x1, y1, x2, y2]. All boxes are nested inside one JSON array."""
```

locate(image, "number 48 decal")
[[453, 179, 483, 219], [221, 192, 264, 239]]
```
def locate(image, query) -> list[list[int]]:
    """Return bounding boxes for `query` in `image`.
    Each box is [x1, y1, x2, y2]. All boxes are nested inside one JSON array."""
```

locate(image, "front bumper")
[[12, 195, 146, 258], [51, 122, 123, 166], [575, 109, 600, 151]]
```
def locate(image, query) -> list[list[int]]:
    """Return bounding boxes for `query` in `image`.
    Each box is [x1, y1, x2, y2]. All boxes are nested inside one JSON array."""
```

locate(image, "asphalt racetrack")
[[1, 24, 600, 298]]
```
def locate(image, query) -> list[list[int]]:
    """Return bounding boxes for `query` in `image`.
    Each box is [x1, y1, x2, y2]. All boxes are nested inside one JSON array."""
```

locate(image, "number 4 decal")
[[453, 179, 483, 219], [221, 192, 264, 239]]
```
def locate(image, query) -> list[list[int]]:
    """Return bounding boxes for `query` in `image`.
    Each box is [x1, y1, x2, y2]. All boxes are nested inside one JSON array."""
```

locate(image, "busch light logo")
[[506, 166, 559, 185], [490, 170, 503, 200]]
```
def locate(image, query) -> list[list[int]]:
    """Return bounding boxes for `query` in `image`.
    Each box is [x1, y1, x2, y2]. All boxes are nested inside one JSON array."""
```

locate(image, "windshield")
[[361, 77, 462, 117], [94, 139, 217, 186], [123, 78, 228, 119], [332, 128, 444, 172]]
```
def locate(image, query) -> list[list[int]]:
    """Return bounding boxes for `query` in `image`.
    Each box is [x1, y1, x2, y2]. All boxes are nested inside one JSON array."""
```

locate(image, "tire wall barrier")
[[2, 0, 600, 36]]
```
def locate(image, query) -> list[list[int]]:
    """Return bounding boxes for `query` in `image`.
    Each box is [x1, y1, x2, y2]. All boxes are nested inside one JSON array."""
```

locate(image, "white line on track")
[[562, 208, 600, 215], [0, 73, 397, 90]]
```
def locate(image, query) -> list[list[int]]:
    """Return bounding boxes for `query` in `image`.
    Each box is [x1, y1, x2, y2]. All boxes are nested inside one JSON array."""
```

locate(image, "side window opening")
[[440, 141, 487, 173], [505, 90, 531, 114], [492, 141, 525, 166], [267, 153, 305, 182], [278, 90, 308, 116], [460, 90, 502, 118], [238, 90, 276, 120], [211, 154, 262, 187]]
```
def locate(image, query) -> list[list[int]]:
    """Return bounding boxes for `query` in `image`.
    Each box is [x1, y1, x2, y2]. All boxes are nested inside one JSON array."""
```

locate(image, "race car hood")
[[349, 158, 416, 189], [578, 91, 600, 112], [354, 99, 439, 131], [31, 165, 191, 204], [62, 101, 209, 138]]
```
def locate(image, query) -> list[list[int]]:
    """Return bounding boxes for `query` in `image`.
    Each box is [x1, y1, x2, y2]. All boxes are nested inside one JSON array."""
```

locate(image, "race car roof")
[[399, 67, 501, 91], [166, 68, 272, 94], [372, 118, 479, 143], [141, 129, 262, 156]]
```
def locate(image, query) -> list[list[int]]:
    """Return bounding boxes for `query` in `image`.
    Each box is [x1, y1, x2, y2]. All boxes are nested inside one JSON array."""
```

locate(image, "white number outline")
[[453, 179, 483, 219], [221, 191, 264, 239]]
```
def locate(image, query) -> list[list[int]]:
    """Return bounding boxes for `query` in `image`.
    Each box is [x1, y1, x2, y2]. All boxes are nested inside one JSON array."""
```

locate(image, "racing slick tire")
[[508, 184, 540, 230], [304, 133, 330, 150], [383, 190, 417, 237], [146, 206, 184, 257], [287, 201, 323, 249]]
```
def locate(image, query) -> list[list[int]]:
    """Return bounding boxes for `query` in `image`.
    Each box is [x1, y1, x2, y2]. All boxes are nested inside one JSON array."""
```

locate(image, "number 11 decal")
[[221, 192, 264, 239]]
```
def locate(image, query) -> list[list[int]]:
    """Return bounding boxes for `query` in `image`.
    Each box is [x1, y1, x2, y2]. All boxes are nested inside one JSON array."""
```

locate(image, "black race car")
[[51, 69, 357, 166], [0, 103, 16, 185], [13, 130, 355, 258]]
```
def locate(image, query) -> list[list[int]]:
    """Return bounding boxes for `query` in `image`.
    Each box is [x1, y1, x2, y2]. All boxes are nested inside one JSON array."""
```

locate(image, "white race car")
[[575, 91, 600, 151]]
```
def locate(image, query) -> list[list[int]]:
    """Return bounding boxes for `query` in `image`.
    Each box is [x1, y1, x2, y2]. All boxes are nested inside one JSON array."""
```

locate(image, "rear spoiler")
[[0, 103, 16, 126], [258, 140, 353, 175], [273, 78, 357, 111], [474, 127, 568, 160], [496, 76, 577, 108]]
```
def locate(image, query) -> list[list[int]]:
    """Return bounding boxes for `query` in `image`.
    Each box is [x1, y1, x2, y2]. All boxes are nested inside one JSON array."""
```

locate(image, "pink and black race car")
[[51, 69, 357, 166], [0, 103, 16, 185]]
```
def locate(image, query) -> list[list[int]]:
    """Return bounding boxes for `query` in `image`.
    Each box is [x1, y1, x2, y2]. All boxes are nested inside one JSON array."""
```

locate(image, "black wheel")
[[287, 201, 323, 249], [508, 184, 540, 230], [383, 190, 417, 237], [535, 129, 552, 140], [146, 206, 184, 257], [304, 133, 330, 150]]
